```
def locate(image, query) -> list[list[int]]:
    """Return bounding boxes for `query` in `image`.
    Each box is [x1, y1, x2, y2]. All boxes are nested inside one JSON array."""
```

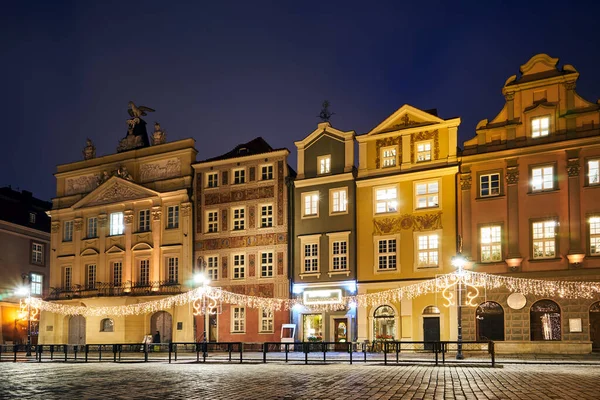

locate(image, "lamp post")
[[193, 272, 211, 346], [451, 254, 467, 360], [16, 273, 32, 356]]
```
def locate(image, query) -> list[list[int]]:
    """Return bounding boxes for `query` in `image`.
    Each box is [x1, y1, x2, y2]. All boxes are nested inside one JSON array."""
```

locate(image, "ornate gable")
[[72, 177, 159, 209], [367, 104, 445, 136]]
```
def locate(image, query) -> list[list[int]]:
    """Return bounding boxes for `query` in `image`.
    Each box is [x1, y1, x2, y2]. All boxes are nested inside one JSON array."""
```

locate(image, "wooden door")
[[334, 318, 348, 351], [151, 311, 172, 343], [590, 312, 600, 351], [69, 315, 86, 345], [423, 317, 440, 350]]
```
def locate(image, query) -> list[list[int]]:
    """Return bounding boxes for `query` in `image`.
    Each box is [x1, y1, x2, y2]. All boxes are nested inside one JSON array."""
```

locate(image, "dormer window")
[[317, 155, 331, 174], [416, 141, 432, 162], [381, 147, 397, 168], [531, 116, 550, 138]]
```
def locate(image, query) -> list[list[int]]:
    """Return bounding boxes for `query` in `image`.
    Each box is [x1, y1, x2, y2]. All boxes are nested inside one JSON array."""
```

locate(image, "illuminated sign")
[[303, 289, 342, 305]]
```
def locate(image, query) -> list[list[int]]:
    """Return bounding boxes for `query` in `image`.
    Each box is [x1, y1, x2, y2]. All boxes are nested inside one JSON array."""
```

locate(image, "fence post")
[[239, 343, 243, 364], [85, 345, 89, 363], [490, 341, 495, 367], [145, 343, 149, 362], [285, 343, 289, 363], [384, 342, 388, 365], [13, 345, 17, 362], [441, 342, 445, 364], [435, 342, 439, 366], [64, 345, 68, 362], [349, 342, 352, 365], [99, 345, 102, 362], [37, 345, 42, 363], [363, 341, 367, 363], [202, 341, 206, 363], [50, 345, 54, 360], [262, 343, 267, 363], [168, 343, 172, 364], [323, 342, 326, 363], [113, 345, 117, 363], [304, 342, 308, 365]]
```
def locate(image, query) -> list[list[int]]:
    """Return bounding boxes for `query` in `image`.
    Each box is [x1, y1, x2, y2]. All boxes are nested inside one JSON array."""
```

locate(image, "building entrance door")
[[151, 311, 172, 343], [209, 314, 217, 342], [334, 318, 348, 351], [590, 302, 600, 351], [423, 317, 440, 350], [68, 315, 86, 345]]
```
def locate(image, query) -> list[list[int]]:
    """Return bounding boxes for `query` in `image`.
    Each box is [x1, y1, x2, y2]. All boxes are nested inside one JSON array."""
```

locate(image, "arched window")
[[423, 306, 440, 315], [476, 301, 504, 341], [100, 318, 114, 332], [530, 300, 561, 341], [373, 305, 396, 340]]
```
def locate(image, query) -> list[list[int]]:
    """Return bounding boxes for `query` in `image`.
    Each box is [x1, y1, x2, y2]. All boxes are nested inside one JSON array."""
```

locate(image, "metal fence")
[[0, 340, 496, 367]]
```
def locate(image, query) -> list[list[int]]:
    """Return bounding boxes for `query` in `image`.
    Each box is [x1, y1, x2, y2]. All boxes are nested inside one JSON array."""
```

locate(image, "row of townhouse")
[[39, 54, 600, 353]]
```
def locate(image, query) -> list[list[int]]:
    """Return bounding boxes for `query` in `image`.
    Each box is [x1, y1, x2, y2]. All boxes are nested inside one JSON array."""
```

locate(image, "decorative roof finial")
[[318, 100, 334, 122], [152, 122, 167, 145], [83, 138, 96, 160]]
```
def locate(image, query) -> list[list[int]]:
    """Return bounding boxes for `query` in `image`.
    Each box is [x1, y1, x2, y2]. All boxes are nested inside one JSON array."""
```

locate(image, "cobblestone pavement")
[[1, 361, 600, 400]]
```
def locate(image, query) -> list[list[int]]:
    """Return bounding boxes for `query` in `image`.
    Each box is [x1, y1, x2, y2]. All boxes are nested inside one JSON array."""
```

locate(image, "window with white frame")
[[481, 225, 502, 262], [86, 264, 97, 289], [139, 259, 150, 285], [207, 172, 219, 188], [206, 210, 219, 233], [332, 240, 348, 270], [531, 116, 550, 138], [232, 207, 245, 230], [233, 254, 245, 279], [261, 165, 273, 180], [109, 212, 124, 236], [416, 141, 432, 162], [330, 188, 347, 214], [416, 233, 439, 268], [480, 173, 500, 197], [31, 242, 44, 265], [303, 241, 319, 273], [30, 273, 43, 296], [589, 160, 599, 186], [381, 147, 397, 168], [63, 266, 72, 289], [532, 220, 556, 259], [232, 306, 245, 332], [167, 257, 179, 283], [375, 187, 398, 214], [260, 308, 274, 332], [206, 255, 219, 280], [64, 220, 74, 242], [233, 168, 246, 184], [302, 192, 319, 217], [112, 261, 122, 287], [260, 205, 273, 228], [167, 205, 179, 229], [87, 217, 97, 238], [260, 252, 274, 277], [139, 210, 150, 232], [590, 217, 600, 256], [415, 181, 439, 209], [376, 237, 397, 270], [317, 155, 331, 174], [531, 166, 554, 192]]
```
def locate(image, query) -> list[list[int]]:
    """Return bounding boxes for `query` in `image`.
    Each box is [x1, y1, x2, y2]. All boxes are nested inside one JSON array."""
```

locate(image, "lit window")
[[206, 210, 219, 233], [63, 266, 72, 289], [232, 306, 245, 332], [139, 259, 150, 286], [30, 273, 43, 296], [233, 254, 245, 279], [138, 210, 150, 232], [590, 217, 600, 256], [207, 172, 219, 188], [167, 257, 179, 284], [112, 261, 122, 287], [64, 220, 74, 242], [531, 166, 554, 192], [31, 242, 44, 265], [416, 141, 432, 162], [86, 264, 96, 290], [29, 212, 36, 224], [167, 206, 179, 229], [109, 212, 124, 236], [232, 207, 245, 230], [260, 205, 273, 228], [261, 252, 274, 277], [417, 234, 439, 268], [532, 221, 556, 259], [375, 187, 397, 214], [480, 173, 500, 197], [87, 217, 98, 238], [302, 192, 319, 217], [318, 155, 331, 174], [415, 181, 439, 209], [381, 147, 397, 168], [589, 160, 599, 186], [233, 168, 246, 184], [100, 318, 114, 332], [531, 116, 550, 138], [261, 165, 273, 180], [330, 188, 347, 214], [481, 226, 502, 262], [260, 308, 274, 332], [332, 240, 348, 270], [377, 238, 397, 270], [303, 243, 319, 273], [206, 256, 219, 280]]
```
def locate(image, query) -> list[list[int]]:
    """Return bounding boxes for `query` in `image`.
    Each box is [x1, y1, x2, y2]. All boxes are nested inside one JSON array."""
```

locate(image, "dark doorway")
[[334, 318, 348, 351], [209, 314, 217, 342], [530, 300, 561, 341], [590, 302, 600, 351], [476, 301, 505, 341], [423, 317, 440, 350], [151, 311, 172, 343], [68, 315, 86, 345]]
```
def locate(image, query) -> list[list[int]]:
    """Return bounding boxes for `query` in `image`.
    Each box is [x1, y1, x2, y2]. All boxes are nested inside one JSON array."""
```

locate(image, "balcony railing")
[[46, 281, 183, 300]]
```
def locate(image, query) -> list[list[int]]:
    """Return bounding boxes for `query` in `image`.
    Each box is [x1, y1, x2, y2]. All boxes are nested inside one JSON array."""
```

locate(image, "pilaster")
[[566, 149, 584, 259], [459, 169, 472, 260], [505, 159, 522, 266], [152, 206, 162, 282]]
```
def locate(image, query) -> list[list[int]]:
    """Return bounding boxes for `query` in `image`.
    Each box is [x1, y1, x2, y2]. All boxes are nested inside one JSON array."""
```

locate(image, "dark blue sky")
[[2, 0, 600, 201]]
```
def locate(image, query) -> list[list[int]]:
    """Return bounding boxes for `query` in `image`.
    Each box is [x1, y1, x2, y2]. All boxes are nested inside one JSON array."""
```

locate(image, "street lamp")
[[16, 273, 32, 356], [193, 272, 211, 345], [451, 253, 467, 360]]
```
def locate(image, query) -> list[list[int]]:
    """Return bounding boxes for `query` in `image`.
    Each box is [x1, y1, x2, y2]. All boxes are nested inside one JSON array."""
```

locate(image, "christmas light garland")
[[29, 271, 600, 317]]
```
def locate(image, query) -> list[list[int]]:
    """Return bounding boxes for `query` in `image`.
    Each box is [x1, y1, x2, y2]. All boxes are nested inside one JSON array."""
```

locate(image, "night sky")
[[3, 1, 600, 201]]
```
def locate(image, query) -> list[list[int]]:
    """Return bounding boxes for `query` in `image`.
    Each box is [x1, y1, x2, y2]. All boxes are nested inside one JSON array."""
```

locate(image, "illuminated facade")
[[39, 120, 197, 345], [355, 105, 460, 343], [193, 138, 292, 342], [459, 54, 600, 353]]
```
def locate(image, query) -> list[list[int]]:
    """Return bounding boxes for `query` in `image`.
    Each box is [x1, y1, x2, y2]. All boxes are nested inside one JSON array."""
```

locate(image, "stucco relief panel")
[[198, 232, 287, 251], [204, 186, 274, 205], [139, 158, 181, 183], [65, 174, 100, 195], [373, 211, 443, 235]]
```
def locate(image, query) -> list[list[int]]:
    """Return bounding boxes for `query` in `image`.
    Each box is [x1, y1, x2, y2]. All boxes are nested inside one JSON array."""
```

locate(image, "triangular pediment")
[[367, 104, 445, 136], [73, 176, 159, 209], [295, 122, 355, 149], [106, 245, 125, 254], [80, 248, 99, 256]]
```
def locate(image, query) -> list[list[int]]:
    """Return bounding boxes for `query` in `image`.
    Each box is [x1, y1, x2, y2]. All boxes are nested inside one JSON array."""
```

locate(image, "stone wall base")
[[494, 341, 592, 354]]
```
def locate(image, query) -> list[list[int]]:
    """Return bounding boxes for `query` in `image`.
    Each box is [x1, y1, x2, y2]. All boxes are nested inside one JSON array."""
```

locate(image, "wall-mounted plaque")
[[507, 293, 527, 310], [569, 318, 582, 333]]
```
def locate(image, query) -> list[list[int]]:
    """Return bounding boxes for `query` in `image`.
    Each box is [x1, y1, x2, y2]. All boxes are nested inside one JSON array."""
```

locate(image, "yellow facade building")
[[355, 105, 460, 343], [39, 120, 197, 345]]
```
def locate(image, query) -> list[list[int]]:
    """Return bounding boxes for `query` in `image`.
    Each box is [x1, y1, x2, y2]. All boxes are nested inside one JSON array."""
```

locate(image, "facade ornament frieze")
[[51, 221, 60, 233], [410, 130, 439, 163], [506, 166, 519, 185], [566, 158, 581, 177], [375, 136, 402, 169], [152, 206, 162, 221], [181, 202, 192, 217], [86, 181, 148, 207], [139, 158, 181, 183], [504, 92, 515, 101], [460, 173, 472, 191], [98, 214, 107, 227], [564, 81, 577, 90], [65, 174, 100, 196], [124, 210, 134, 224], [373, 212, 443, 235], [74, 218, 83, 231]]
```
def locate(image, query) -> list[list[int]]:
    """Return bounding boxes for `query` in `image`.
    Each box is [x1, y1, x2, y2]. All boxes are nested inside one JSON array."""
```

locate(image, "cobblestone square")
[[1, 361, 599, 399]]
